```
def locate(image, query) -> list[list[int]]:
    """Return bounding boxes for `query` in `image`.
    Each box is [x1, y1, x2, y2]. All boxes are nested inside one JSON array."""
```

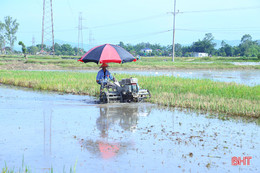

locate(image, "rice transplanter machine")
[[99, 77, 151, 103]]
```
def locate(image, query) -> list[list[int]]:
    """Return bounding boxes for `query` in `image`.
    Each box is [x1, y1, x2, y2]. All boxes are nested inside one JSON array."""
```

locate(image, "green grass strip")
[[1, 55, 259, 69], [0, 70, 259, 118]]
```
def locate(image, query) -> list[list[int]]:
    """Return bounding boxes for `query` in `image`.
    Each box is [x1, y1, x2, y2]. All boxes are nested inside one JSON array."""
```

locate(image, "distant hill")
[[53, 39, 95, 51], [213, 40, 241, 48]]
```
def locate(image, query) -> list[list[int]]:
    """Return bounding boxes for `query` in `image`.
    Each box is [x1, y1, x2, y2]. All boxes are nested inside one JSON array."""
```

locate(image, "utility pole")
[[41, 0, 45, 53], [172, 0, 177, 62], [32, 36, 35, 46], [89, 29, 95, 46], [89, 30, 92, 45], [77, 12, 83, 55], [41, 0, 55, 54]]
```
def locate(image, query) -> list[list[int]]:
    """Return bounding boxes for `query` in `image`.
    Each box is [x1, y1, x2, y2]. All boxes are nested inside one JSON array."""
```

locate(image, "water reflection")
[[80, 104, 152, 159], [97, 104, 150, 132], [240, 71, 253, 85], [43, 108, 52, 155], [202, 71, 213, 80]]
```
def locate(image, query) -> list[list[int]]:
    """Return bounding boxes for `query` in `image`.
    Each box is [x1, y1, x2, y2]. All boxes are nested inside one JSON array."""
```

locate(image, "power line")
[[20, 4, 260, 34], [89, 13, 168, 29], [19, 4, 260, 46], [66, 0, 75, 18], [176, 28, 260, 33], [19, 25, 260, 34], [19, 27, 260, 46], [90, 26, 260, 44], [181, 6, 260, 14], [93, 29, 173, 44], [172, 0, 177, 62]]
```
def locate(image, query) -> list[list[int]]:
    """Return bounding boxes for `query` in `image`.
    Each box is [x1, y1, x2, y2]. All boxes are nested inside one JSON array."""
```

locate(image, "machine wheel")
[[147, 90, 151, 98], [120, 92, 124, 103], [106, 93, 110, 103], [100, 92, 109, 103], [137, 97, 143, 102]]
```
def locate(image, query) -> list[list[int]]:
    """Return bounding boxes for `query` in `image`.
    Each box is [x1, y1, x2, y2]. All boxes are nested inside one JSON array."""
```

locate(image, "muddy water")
[[0, 85, 259, 172]]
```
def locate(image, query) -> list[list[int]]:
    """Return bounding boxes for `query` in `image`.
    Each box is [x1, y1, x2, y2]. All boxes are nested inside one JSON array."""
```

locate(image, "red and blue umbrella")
[[78, 43, 136, 64]]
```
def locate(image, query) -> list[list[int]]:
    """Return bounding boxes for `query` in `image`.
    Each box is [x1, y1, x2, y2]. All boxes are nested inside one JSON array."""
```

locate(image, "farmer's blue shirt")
[[96, 69, 113, 84]]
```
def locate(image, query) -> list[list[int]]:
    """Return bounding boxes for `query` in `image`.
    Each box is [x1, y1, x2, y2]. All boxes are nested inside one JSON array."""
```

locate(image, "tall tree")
[[190, 33, 216, 55], [239, 34, 259, 57], [219, 40, 233, 56], [118, 41, 125, 49], [241, 34, 252, 44], [4, 16, 19, 52], [202, 33, 216, 54], [0, 21, 5, 53]]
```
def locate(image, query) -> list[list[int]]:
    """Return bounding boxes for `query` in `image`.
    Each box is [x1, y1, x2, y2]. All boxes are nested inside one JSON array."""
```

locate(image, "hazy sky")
[[0, 0, 259, 48]]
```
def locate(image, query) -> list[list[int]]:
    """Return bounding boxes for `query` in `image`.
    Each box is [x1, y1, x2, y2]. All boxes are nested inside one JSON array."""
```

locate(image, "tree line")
[[26, 43, 84, 56], [1, 16, 260, 58], [22, 33, 260, 58], [120, 33, 260, 58]]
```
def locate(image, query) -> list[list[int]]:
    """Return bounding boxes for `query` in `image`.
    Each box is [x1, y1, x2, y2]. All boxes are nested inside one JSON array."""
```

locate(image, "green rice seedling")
[[1, 55, 259, 70], [0, 70, 259, 118]]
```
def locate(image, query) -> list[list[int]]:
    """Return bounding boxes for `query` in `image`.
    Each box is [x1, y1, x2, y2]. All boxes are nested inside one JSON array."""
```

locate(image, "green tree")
[[219, 41, 233, 57], [244, 44, 259, 57], [191, 40, 204, 52], [175, 43, 182, 57], [61, 44, 74, 55], [118, 41, 125, 49], [202, 33, 216, 54], [27, 46, 39, 55], [191, 33, 216, 55], [0, 21, 5, 53], [54, 43, 61, 51], [18, 41, 26, 57], [241, 34, 252, 44], [233, 46, 241, 56], [3, 16, 19, 52], [239, 34, 259, 57]]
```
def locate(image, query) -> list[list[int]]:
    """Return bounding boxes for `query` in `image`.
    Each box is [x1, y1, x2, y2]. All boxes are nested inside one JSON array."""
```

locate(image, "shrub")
[[257, 54, 260, 59]]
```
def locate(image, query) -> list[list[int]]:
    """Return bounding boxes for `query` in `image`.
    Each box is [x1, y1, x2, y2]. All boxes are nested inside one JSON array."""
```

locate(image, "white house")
[[192, 52, 208, 57], [140, 48, 152, 53]]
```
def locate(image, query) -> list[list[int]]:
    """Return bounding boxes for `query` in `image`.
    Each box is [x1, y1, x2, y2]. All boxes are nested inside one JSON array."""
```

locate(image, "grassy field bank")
[[0, 70, 259, 118], [0, 55, 259, 70]]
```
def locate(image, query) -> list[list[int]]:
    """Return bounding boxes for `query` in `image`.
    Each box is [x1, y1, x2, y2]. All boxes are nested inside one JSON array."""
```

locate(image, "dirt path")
[[0, 61, 65, 70]]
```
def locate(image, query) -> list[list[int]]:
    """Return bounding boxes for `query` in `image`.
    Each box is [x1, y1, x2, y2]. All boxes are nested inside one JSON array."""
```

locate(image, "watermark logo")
[[232, 156, 252, 166]]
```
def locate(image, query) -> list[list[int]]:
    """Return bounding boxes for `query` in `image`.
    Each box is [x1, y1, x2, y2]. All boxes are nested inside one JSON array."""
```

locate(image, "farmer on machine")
[[96, 63, 115, 85]]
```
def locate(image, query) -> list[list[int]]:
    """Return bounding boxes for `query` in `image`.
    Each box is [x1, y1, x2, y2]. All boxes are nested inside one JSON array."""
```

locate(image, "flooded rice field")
[[74, 69, 260, 86], [0, 85, 259, 172], [114, 69, 260, 86], [30, 69, 260, 86], [187, 62, 260, 66]]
